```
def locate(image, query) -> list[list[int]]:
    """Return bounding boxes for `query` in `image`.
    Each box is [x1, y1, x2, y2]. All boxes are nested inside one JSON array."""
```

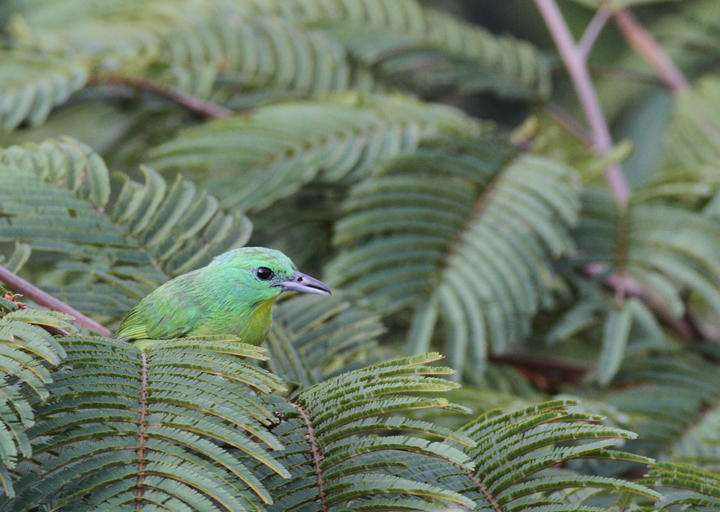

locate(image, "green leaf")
[[0, 304, 74, 495], [264, 0, 552, 99], [604, 348, 720, 459], [661, 75, 720, 174], [267, 292, 388, 389], [328, 136, 580, 378], [253, 353, 477, 512], [0, 243, 31, 274], [0, 49, 89, 131], [597, 303, 633, 386], [150, 94, 481, 213], [641, 462, 720, 510], [0, 336, 285, 510], [577, 189, 720, 339], [0, 141, 252, 321]]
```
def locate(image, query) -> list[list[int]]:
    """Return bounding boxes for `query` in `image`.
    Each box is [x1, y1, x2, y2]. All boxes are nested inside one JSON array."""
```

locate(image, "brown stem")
[[0, 264, 112, 337], [291, 401, 328, 512], [467, 473, 503, 512], [490, 353, 590, 387], [613, 9, 689, 95], [136, 352, 149, 511], [88, 75, 233, 118]]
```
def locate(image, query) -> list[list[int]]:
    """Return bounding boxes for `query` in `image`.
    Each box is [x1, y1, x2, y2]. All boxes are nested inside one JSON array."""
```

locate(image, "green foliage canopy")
[[1, 0, 720, 510]]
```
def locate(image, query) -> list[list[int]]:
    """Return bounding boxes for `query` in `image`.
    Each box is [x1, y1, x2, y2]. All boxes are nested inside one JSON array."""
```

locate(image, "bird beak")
[[276, 270, 332, 295]]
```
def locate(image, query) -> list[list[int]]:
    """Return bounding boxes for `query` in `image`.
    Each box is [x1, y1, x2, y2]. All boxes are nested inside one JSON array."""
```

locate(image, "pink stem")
[[533, 0, 631, 211], [578, 7, 610, 60], [613, 9, 689, 95], [0, 264, 112, 337]]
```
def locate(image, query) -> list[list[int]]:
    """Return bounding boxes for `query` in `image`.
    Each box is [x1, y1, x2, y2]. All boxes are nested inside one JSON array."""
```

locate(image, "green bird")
[[117, 247, 331, 348]]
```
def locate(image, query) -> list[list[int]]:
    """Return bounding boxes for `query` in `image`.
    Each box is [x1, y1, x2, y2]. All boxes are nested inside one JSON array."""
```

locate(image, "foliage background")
[[2, 0, 720, 510]]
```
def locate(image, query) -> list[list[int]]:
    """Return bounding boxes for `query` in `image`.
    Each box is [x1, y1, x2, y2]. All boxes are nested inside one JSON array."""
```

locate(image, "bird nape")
[[117, 247, 331, 349]]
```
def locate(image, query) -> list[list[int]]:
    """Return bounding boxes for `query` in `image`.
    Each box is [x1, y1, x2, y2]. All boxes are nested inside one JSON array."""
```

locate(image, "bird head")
[[208, 247, 331, 303]]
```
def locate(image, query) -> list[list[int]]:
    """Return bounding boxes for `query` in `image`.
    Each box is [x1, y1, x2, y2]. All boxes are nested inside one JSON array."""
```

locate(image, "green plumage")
[[118, 247, 330, 347]]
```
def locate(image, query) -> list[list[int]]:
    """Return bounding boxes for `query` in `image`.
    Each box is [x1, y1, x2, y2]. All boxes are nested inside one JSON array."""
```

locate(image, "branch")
[[613, 9, 689, 95], [88, 75, 233, 118], [534, 0, 635, 307], [466, 472, 503, 512], [583, 263, 695, 339], [490, 353, 590, 387], [533, 0, 631, 211], [0, 264, 112, 337], [291, 401, 328, 512], [136, 352, 149, 511], [578, 7, 611, 60], [533, 1, 695, 338]]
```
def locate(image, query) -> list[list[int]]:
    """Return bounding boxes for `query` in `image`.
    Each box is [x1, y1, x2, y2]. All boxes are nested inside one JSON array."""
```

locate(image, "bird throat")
[[237, 297, 275, 345]]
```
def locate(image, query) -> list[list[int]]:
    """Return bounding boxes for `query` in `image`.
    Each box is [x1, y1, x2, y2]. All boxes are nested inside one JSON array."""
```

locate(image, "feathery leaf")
[[328, 136, 580, 378]]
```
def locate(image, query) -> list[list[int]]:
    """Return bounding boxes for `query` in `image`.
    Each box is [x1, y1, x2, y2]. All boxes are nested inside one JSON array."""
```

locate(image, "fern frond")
[[661, 75, 720, 176], [546, 270, 668, 383], [155, 5, 377, 100], [267, 292, 387, 388], [455, 400, 662, 509], [0, 49, 88, 130], [149, 94, 481, 212], [1, 336, 286, 511], [327, 136, 580, 378], [0, 244, 31, 274], [0, 135, 109, 207], [0, 140, 252, 320], [4, 0, 550, 112], [252, 0, 552, 99], [641, 462, 720, 510], [6, 0, 375, 100], [109, 164, 253, 276], [603, 349, 720, 459], [0, 301, 73, 495], [562, 184, 720, 383], [362, 399, 660, 510], [252, 353, 476, 512]]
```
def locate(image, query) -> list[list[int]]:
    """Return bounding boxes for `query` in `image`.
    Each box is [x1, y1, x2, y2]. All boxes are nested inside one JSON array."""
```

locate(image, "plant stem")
[[88, 75, 233, 118], [490, 353, 590, 385], [0, 264, 112, 336], [291, 401, 328, 512], [578, 7, 610, 60], [534, 0, 634, 304], [467, 472, 503, 512], [613, 9, 689, 95], [135, 352, 149, 511], [583, 263, 694, 338], [533, 0, 631, 211]]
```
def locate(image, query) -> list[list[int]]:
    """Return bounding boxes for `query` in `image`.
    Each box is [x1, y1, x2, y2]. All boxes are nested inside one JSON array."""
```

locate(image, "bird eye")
[[255, 267, 274, 281]]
